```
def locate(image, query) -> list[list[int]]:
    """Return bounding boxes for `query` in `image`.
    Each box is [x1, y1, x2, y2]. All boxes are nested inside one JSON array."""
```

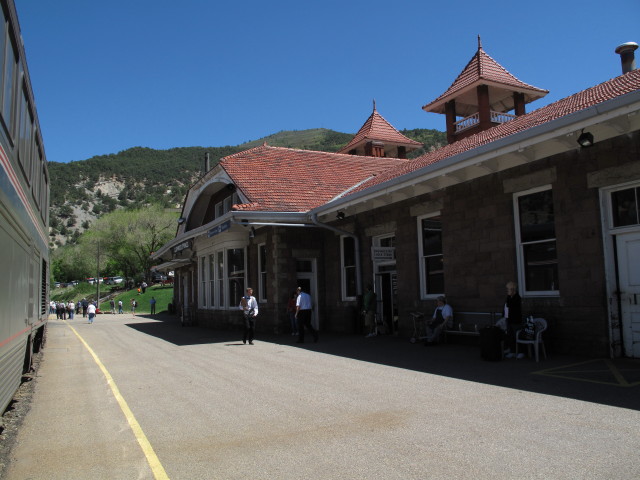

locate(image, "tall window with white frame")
[[341, 236, 356, 300], [200, 257, 207, 307], [216, 251, 224, 307], [227, 248, 245, 308], [514, 186, 559, 294], [419, 214, 444, 297], [209, 254, 215, 308], [258, 244, 267, 302]]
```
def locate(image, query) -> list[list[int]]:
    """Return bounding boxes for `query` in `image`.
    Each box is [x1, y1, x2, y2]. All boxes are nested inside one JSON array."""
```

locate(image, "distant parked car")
[[106, 276, 124, 285]]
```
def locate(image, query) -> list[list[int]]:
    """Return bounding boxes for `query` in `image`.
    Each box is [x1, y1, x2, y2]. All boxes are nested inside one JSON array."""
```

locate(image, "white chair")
[[515, 318, 547, 362]]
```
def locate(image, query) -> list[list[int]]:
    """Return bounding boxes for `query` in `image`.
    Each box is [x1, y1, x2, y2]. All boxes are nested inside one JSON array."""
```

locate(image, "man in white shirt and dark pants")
[[295, 286, 318, 343], [239, 287, 258, 345]]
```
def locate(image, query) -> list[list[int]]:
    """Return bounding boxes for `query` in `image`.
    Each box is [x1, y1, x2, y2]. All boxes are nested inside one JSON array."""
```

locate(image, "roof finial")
[[478, 35, 482, 50], [373, 98, 377, 112]]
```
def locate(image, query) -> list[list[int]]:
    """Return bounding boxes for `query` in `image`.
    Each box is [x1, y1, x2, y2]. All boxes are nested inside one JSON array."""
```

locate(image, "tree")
[[85, 205, 177, 281]]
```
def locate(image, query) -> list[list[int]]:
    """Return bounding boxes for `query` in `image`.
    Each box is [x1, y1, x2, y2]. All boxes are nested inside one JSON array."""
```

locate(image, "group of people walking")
[[50, 298, 96, 322]]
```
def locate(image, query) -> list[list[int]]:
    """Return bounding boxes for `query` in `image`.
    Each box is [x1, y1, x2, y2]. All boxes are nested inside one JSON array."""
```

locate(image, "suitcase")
[[479, 326, 504, 361]]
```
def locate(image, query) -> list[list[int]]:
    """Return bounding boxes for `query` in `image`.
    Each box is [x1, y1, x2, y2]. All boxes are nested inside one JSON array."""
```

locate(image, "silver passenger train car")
[[0, 0, 49, 414]]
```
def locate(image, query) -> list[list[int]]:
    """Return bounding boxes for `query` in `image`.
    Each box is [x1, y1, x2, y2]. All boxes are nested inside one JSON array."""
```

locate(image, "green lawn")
[[99, 284, 174, 314]]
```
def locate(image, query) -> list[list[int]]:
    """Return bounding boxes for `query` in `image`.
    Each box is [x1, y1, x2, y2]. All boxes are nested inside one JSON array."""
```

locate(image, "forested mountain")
[[48, 127, 445, 247]]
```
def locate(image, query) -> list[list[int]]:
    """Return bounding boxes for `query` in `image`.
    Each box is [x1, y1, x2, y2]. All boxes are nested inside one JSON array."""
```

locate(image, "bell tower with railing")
[[423, 37, 548, 144]]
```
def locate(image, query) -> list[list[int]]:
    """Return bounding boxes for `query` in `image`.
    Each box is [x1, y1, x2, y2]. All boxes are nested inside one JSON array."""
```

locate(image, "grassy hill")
[[48, 127, 445, 248], [50, 282, 174, 315]]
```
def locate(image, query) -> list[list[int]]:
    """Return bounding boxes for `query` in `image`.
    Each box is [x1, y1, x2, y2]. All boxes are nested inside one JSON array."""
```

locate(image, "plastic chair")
[[515, 318, 547, 362]]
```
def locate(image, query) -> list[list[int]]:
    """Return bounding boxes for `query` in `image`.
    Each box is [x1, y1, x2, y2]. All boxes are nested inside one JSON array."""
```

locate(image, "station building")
[[152, 41, 640, 358]]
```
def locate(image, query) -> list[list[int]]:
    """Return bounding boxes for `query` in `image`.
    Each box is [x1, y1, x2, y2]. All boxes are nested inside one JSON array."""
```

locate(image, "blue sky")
[[15, 0, 640, 164]]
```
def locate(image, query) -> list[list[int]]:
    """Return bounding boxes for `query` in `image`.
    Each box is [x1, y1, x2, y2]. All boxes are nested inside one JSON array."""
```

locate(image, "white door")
[[617, 231, 640, 358]]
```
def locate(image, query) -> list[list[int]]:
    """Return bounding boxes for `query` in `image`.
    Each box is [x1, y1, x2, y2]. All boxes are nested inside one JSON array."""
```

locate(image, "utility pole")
[[96, 239, 100, 304]]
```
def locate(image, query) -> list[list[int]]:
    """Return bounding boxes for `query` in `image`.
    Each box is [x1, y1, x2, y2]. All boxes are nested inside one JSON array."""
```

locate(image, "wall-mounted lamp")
[[577, 129, 594, 148], [177, 217, 186, 224], [249, 227, 256, 239], [336, 211, 346, 220]]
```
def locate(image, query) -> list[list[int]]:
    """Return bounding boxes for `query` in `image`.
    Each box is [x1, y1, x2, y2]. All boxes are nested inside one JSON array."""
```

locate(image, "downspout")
[[310, 213, 362, 297]]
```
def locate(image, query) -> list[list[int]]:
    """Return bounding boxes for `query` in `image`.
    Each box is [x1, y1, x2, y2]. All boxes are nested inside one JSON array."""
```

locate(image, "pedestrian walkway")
[[3, 314, 639, 479]]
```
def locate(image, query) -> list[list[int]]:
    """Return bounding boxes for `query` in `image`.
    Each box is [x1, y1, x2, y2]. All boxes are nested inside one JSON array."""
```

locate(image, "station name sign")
[[172, 239, 192, 254], [208, 220, 231, 238]]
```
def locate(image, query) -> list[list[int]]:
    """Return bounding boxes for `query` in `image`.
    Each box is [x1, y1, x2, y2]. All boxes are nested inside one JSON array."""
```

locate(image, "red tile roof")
[[338, 106, 422, 154], [221, 144, 406, 212], [351, 69, 640, 194], [423, 42, 548, 115]]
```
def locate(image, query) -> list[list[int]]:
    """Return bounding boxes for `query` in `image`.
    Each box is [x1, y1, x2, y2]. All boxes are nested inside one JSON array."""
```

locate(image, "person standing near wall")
[[502, 281, 523, 359], [295, 286, 318, 343], [239, 287, 258, 345], [363, 284, 378, 338], [287, 291, 298, 336]]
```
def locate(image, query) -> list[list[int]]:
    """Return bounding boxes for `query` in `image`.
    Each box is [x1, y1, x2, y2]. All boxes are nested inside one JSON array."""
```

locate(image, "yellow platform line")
[[533, 359, 640, 387], [67, 323, 170, 480]]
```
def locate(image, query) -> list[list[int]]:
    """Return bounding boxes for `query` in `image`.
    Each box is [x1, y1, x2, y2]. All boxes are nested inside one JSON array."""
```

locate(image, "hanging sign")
[[172, 239, 192, 254], [372, 246, 395, 261]]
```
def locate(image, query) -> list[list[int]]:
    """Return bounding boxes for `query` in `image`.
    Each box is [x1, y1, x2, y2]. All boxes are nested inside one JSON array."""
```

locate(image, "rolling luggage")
[[480, 326, 504, 361]]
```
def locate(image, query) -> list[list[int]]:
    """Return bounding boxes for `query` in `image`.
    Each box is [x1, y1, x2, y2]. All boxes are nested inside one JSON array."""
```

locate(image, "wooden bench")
[[444, 311, 498, 341]]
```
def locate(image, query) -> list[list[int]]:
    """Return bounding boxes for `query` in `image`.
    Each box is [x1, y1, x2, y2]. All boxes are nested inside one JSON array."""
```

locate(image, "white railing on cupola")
[[454, 111, 517, 132]]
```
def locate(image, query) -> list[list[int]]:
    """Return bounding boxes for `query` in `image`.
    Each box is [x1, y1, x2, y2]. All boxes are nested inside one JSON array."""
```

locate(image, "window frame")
[[417, 212, 444, 299], [340, 235, 357, 301], [513, 185, 559, 297], [609, 184, 640, 230], [199, 256, 207, 307], [258, 243, 267, 302]]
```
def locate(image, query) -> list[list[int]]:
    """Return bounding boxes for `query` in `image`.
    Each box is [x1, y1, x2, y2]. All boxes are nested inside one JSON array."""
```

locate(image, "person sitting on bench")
[[425, 296, 453, 345]]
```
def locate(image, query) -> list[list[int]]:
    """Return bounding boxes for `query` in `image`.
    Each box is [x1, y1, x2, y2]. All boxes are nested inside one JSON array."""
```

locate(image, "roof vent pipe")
[[615, 42, 638, 74]]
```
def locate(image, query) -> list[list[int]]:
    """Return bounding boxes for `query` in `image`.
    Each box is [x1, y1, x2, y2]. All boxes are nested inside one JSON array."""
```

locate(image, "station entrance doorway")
[[373, 234, 397, 335], [296, 258, 318, 330]]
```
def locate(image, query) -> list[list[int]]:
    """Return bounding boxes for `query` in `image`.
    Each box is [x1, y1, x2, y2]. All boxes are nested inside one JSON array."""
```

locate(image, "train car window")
[[0, 6, 6, 129], [18, 85, 33, 182], [1, 21, 16, 137], [32, 140, 41, 207], [42, 166, 49, 225]]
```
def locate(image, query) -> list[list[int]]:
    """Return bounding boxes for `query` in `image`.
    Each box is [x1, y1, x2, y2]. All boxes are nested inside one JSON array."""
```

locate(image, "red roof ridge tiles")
[[423, 43, 548, 114], [219, 143, 408, 212], [338, 106, 422, 154], [353, 69, 640, 195]]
